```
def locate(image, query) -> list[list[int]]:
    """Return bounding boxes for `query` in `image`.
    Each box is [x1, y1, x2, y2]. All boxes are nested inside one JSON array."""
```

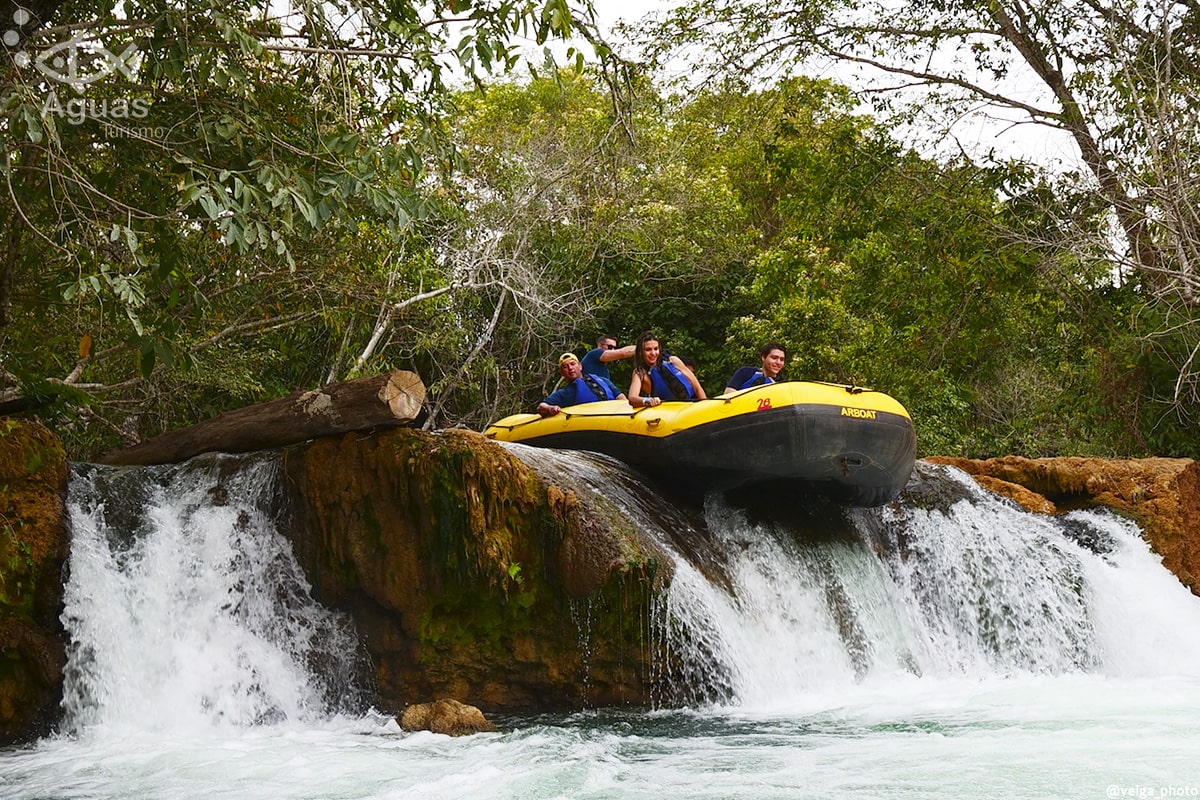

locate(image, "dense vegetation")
[[2, 0, 1198, 460]]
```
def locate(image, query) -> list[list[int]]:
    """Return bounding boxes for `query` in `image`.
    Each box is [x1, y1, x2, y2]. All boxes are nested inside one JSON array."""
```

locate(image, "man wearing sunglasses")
[[580, 333, 635, 383]]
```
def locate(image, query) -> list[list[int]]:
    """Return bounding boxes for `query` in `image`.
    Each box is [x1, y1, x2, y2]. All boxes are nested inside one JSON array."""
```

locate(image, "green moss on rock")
[[284, 426, 670, 711], [0, 419, 70, 744]]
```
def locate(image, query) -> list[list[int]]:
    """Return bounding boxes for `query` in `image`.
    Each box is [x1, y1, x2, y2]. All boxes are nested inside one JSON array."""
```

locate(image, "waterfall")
[[61, 453, 371, 736], [13, 445, 1200, 800], [492, 445, 1200, 708], [651, 464, 1200, 708], [57, 447, 1200, 731]]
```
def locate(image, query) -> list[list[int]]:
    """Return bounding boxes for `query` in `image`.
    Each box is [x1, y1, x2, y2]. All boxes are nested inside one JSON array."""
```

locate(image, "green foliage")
[[0, 0, 600, 454], [634, 0, 1200, 457], [702, 77, 1196, 457], [6, 4, 1198, 462], [447, 71, 773, 408]]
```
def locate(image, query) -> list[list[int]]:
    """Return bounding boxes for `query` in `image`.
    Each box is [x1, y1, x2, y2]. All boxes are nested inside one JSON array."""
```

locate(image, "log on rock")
[[100, 370, 425, 466]]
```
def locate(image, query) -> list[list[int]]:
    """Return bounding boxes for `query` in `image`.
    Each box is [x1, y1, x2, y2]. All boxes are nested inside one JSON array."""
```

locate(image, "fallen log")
[[99, 370, 426, 466]]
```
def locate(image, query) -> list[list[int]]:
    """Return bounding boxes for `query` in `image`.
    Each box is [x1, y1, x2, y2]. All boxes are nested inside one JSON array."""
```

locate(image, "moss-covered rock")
[[282, 428, 670, 712], [0, 419, 70, 744]]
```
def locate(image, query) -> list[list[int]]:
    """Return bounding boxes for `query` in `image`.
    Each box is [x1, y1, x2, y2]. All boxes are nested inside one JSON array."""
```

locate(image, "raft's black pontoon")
[[484, 381, 917, 507]]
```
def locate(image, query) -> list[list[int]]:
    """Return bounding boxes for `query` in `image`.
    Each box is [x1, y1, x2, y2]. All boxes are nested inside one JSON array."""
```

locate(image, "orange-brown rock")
[[926, 456, 1200, 593], [0, 419, 70, 745], [399, 699, 497, 736]]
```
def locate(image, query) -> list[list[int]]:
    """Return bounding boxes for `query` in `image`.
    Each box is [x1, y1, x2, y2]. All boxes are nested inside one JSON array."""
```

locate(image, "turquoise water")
[[4, 677, 1200, 799], [3, 456, 1200, 799]]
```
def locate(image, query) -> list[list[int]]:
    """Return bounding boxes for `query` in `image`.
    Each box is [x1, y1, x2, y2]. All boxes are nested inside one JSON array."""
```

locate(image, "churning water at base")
[[3, 454, 1200, 799]]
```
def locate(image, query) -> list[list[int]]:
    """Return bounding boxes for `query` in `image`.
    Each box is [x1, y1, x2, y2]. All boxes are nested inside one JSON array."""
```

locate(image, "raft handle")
[[809, 380, 872, 394]]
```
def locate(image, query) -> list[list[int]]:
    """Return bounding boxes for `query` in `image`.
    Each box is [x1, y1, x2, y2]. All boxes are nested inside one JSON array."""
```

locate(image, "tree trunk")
[[99, 370, 426, 466]]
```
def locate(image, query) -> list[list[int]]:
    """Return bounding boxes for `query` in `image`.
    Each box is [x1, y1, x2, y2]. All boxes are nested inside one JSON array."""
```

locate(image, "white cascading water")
[[499, 445, 1200, 705], [59, 449, 1200, 721], [653, 465, 1200, 708], [60, 454, 368, 737], [6, 447, 1200, 800]]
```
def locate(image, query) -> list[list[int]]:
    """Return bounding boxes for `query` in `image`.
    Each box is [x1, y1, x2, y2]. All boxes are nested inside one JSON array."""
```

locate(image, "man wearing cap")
[[536, 352, 626, 417]]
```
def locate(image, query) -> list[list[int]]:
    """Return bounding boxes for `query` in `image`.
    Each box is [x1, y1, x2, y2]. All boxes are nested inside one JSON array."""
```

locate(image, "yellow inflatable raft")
[[484, 381, 917, 507]]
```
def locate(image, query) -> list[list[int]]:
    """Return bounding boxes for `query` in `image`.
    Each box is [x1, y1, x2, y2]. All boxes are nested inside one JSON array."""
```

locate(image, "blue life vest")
[[573, 374, 618, 403], [735, 371, 775, 391], [649, 360, 696, 401]]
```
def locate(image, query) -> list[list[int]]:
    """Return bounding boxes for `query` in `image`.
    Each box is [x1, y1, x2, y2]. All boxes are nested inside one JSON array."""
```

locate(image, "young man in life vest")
[[580, 334, 635, 382], [537, 352, 627, 417], [723, 342, 787, 394]]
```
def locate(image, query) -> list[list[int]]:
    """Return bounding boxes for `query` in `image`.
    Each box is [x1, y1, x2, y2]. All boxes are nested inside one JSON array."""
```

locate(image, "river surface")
[[2, 453, 1199, 800]]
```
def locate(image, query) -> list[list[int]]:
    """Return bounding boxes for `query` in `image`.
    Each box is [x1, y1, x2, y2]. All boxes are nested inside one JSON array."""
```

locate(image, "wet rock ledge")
[[280, 427, 672, 715]]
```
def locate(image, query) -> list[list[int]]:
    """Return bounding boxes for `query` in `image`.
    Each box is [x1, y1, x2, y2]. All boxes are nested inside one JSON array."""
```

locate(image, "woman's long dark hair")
[[633, 331, 661, 374]]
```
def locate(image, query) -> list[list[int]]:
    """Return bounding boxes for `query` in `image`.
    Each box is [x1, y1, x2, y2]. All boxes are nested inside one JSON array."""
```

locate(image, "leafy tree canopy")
[[632, 0, 1200, 414], [0, 0, 604, 449]]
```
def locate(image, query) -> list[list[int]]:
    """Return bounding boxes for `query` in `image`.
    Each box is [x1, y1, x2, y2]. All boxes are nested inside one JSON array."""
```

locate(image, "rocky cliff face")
[[926, 456, 1200, 594], [281, 428, 673, 713], [0, 420, 69, 745]]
